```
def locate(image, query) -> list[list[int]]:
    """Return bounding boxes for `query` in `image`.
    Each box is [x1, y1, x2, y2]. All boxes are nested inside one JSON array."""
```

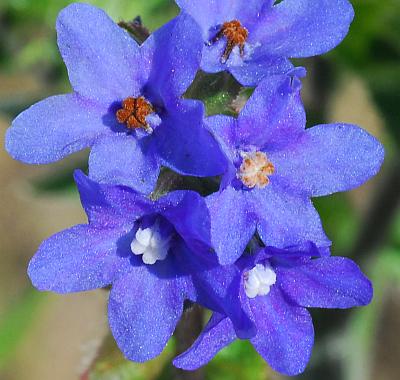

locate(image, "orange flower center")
[[211, 20, 249, 62], [116, 97, 154, 133], [238, 151, 275, 189]]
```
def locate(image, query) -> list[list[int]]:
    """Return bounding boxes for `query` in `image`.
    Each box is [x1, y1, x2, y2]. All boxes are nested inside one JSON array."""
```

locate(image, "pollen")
[[116, 96, 154, 133], [238, 151, 275, 189], [211, 20, 248, 62]]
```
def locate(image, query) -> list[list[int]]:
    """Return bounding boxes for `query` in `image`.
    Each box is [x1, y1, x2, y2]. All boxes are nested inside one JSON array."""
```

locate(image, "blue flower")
[[5, 3, 226, 194], [205, 70, 384, 264], [173, 243, 373, 375], [28, 170, 215, 362], [175, 0, 354, 85]]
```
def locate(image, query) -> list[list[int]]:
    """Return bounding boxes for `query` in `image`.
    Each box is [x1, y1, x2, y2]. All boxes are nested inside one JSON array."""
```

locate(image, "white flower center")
[[244, 264, 277, 299], [130, 225, 171, 265]]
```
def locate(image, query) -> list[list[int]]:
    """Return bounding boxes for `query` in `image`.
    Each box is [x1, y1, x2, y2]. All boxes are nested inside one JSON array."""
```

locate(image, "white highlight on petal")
[[244, 263, 277, 299], [131, 225, 171, 265]]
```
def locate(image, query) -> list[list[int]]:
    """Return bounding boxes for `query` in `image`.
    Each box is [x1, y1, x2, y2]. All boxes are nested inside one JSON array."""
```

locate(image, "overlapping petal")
[[74, 171, 153, 227], [155, 100, 227, 177], [142, 14, 203, 107], [88, 134, 160, 194], [173, 313, 236, 370], [207, 187, 258, 265]]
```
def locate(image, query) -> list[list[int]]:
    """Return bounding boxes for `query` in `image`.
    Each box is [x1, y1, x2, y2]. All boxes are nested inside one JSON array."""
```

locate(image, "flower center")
[[130, 223, 172, 265], [211, 20, 248, 62], [238, 151, 275, 189], [116, 96, 155, 133], [244, 264, 277, 299]]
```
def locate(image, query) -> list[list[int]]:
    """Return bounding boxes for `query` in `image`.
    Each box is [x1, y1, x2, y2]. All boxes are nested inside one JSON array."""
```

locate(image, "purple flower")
[[173, 243, 373, 375], [28, 170, 215, 362], [175, 0, 354, 85], [5, 3, 226, 194], [206, 70, 384, 264]]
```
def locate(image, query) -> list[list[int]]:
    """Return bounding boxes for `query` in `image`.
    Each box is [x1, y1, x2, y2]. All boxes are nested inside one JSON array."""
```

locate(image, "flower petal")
[[155, 100, 227, 177], [207, 187, 257, 265], [142, 13, 202, 106], [88, 134, 160, 195], [160, 191, 212, 253], [252, 0, 354, 58], [74, 170, 153, 227], [278, 257, 373, 308], [237, 73, 305, 149], [251, 287, 314, 376], [5, 94, 110, 164], [108, 261, 187, 362], [181, 247, 256, 338], [57, 3, 144, 104], [228, 55, 293, 86], [173, 313, 236, 370], [175, 0, 237, 39], [28, 224, 131, 293], [252, 183, 331, 250], [269, 123, 385, 197]]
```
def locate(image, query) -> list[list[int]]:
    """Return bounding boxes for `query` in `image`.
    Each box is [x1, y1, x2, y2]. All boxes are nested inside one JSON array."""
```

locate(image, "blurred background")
[[0, 0, 399, 379]]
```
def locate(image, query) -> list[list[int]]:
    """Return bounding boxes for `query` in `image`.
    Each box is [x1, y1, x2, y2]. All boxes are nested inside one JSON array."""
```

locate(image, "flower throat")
[[116, 96, 155, 133], [211, 20, 248, 62]]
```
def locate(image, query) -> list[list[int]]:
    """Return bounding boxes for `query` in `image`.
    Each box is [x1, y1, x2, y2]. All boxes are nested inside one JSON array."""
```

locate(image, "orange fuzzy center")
[[116, 97, 154, 131], [213, 20, 249, 62]]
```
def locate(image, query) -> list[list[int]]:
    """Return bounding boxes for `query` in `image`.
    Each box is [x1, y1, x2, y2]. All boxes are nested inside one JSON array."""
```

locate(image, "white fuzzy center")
[[130, 225, 171, 265], [244, 264, 277, 299]]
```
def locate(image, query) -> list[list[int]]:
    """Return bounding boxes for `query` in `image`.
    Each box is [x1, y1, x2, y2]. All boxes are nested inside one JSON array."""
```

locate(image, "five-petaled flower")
[[28, 170, 216, 362], [205, 69, 384, 264], [174, 243, 373, 376], [175, 0, 355, 86], [5, 3, 226, 195]]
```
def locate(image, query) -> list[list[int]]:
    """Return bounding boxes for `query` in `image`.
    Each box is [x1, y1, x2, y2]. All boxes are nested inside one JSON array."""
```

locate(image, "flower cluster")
[[5, 1, 384, 376]]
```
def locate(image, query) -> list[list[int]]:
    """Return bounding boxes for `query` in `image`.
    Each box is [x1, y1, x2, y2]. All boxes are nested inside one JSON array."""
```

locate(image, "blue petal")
[[5, 94, 110, 164], [175, 1, 237, 39], [74, 170, 153, 227], [160, 191, 212, 254], [252, 183, 331, 251], [269, 123, 385, 197], [181, 247, 256, 338], [207, 187, 258, 265], [173, 313, 236, 370], [237, 73, 305, 150], [252, 0, 354, 58], [278, 257, 373, 308], [250, 287, 314, 376], [28, 224, 131, 293], [57, 3, 144, 104], [142, 13, 202, 107], [88, 134, 160, 195], [228, 55, 293, 86], [108, 262, 187, 362], [155, 100, 227, 177]]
